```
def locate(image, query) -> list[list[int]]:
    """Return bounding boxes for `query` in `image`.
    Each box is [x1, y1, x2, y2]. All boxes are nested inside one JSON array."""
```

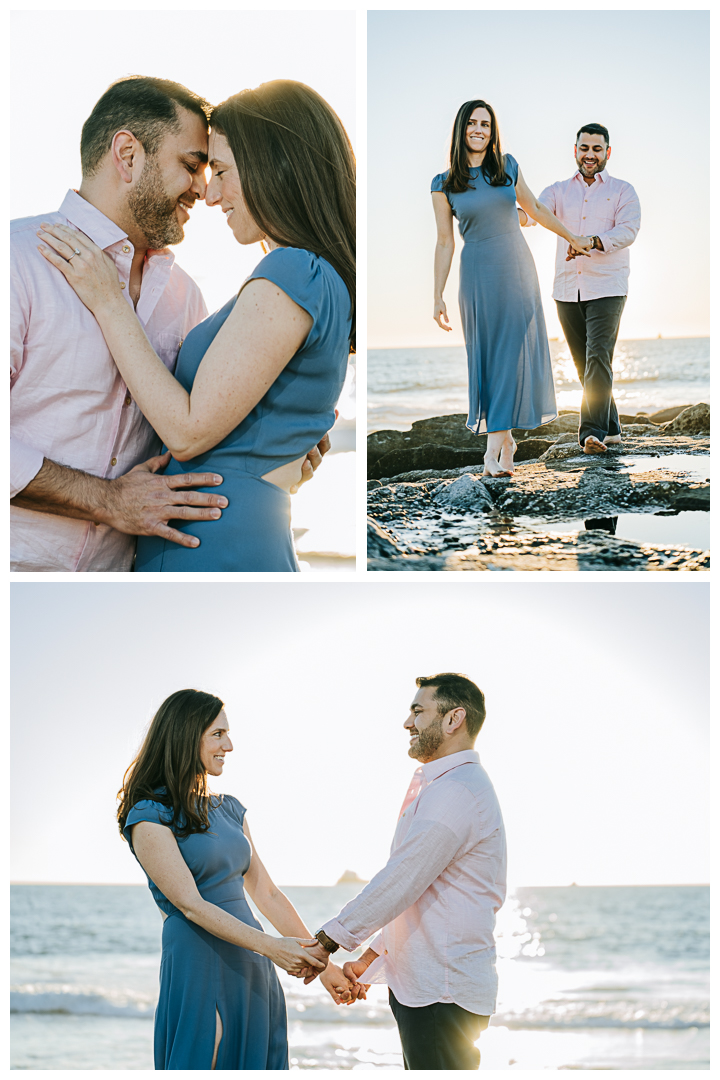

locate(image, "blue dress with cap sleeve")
[[431, 154, 557, 434], [124, 793, 288, 1070], [134, 245, 351, 572]]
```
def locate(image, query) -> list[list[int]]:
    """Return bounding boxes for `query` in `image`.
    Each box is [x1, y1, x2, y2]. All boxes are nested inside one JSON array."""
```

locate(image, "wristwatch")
[[590, 235, 601, 250], [314, 929, 340, 954]]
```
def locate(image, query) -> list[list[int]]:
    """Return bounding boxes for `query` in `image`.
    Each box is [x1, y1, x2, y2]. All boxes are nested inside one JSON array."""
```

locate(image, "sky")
[[10, 8, 355, 316], [368, 9, 709, 346], [11, 581, 709, 889]]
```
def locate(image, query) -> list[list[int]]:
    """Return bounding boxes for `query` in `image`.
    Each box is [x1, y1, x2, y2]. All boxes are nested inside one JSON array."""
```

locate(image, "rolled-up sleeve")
[[596, 182, 641, 254], [322, 783, 476, 951]]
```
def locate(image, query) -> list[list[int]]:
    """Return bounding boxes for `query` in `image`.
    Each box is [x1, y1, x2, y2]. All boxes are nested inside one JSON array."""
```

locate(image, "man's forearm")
[[10, 458, 114, 523]]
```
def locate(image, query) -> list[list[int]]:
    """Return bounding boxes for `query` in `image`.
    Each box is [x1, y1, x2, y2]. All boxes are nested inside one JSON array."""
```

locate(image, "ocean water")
[[368, 339, 710, 432], [11, 883, 708, 1070]]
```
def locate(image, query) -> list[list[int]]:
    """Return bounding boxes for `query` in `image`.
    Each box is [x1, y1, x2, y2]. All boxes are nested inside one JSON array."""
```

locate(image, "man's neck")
[[421, 741, 475, 765]]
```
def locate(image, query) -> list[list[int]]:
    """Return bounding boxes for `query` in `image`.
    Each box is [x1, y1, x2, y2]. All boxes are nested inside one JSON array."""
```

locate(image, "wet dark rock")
[[433, 474, 494, 511], [369, 444, 486, 481], [368, 409, 691, 481], [660, 403, 710, 435], [647, 405, 692, 424], [367, 517, 404, 558], [367, 426, 710, 572]]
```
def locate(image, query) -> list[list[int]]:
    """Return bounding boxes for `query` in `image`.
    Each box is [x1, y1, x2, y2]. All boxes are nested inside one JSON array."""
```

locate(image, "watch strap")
[[315, 928, 340, 954]]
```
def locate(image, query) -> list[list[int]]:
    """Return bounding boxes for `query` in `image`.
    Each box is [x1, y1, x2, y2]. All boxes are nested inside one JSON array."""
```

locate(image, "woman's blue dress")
[[432, 154, 557, 434], [124, 794, 288, 1070], [135, 246, 351, 571]]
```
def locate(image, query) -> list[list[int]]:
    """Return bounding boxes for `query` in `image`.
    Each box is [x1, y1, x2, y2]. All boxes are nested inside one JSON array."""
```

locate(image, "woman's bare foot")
[[483, 455, 512, 478], [498, 436, 517, 474], [583, 435, 607, 454], [604, 434, 622, 445]]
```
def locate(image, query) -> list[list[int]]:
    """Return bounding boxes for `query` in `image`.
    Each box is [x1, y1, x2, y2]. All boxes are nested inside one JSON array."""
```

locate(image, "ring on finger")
[[67, 248, 81, 262]]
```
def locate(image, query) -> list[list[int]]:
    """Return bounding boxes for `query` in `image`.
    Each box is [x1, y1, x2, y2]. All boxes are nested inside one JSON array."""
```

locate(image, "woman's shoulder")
[[247, 246, 347, 317], [219, 793, 247, 826], [504, 153, 519, 178], [431, 169, 450, 193], [125, 795, 173, 826]]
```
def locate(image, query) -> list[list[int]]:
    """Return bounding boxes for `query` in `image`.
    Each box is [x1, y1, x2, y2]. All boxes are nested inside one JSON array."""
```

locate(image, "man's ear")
[[111, 130, 143, 185], [606, 145, 612, 160], [446, 707, 466, 733]]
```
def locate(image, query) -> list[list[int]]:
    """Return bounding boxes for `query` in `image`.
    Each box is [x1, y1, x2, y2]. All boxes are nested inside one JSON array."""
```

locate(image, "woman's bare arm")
[[36, 223, 313, 461], [431, 191, 455, 331], [242, 818, 357, 1001], [514, 168, 592, 251], [130, 821, 323, 974]]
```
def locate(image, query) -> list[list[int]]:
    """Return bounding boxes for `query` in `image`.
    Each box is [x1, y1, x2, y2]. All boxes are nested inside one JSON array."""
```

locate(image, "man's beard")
[[128, 157, 185, 249], [408, 716, 445, 761], [577, 157, 607, 179]]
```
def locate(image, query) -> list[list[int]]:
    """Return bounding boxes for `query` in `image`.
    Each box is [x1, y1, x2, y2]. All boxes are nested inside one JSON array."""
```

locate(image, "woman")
[[118, 689, 360, 1070], [37, 80, 355, 570], [432, 99, 592, 476]]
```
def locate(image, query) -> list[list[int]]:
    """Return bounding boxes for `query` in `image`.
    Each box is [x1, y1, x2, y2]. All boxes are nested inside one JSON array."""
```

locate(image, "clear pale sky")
[[10, 9, 355, 316], [368, 9, 709, 345], [11, 582, 709, 889]]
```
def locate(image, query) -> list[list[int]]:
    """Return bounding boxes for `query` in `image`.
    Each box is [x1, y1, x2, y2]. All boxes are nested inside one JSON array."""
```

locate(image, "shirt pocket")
[[153, 332, 185, 373]]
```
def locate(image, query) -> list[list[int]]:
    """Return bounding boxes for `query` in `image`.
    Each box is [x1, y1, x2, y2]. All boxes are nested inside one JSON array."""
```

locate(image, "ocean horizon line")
[[370, 334, 709, 351]]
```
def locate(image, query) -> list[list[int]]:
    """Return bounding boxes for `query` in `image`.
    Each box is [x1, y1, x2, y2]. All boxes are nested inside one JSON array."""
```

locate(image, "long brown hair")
[[211, 80, 356, 352], [117, 689, 225, 841], [443, 99, 511, 194]]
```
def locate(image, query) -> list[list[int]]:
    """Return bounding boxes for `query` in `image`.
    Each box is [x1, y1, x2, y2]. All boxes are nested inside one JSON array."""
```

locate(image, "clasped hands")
[[565, 234, 597, 261], [289, 940, 370, 1006]]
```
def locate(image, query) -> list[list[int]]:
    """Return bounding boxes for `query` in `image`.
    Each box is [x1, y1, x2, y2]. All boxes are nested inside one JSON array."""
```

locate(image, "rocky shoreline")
[[367, 405, 710, 571]]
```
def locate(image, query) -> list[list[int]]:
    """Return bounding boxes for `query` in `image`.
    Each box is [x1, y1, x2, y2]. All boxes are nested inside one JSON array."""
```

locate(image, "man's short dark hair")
[[80, 76, 211, 178], [415, 673, 486, 739], [576, 123, 609, 146]]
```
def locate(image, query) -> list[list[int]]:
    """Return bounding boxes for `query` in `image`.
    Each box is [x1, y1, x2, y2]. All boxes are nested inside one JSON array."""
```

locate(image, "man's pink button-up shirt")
[[10, 190, 208, 572], [322, 750, 507, 1016], [538, 170, 641, 302]]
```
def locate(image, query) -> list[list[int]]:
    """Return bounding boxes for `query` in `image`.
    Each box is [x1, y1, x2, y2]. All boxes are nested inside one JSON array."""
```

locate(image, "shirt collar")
[[57, 189, 175, 266], [572, 168, 609, 185], [420, 748, 480, 783]]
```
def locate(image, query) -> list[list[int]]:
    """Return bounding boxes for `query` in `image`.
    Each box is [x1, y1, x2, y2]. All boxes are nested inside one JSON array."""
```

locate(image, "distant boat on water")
[[336, 869, 367, 885]]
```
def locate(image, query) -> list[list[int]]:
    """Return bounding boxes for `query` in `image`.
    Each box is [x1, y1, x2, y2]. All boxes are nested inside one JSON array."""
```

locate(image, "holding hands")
[[565, 235, 595, 260]]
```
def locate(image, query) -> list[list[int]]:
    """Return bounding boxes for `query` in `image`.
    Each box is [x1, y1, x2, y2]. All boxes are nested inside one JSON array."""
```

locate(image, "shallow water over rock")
[[367, 418, 710, 571]]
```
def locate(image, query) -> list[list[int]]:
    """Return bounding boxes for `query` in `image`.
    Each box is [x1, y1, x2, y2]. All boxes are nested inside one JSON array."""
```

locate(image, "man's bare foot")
[[604, 434, 622, 445], [483, 456, 512, 478], [499, 437, 517, 474], [583, 435, 607, 454]]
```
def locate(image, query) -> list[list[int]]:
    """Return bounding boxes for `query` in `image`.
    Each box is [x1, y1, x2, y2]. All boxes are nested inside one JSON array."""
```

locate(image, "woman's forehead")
[[209, 130, 233, 163]]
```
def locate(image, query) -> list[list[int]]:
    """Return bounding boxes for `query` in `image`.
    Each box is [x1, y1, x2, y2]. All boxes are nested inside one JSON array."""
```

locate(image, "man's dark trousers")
[[555, 294, 627, 446], [389, 989, 489, 1070]]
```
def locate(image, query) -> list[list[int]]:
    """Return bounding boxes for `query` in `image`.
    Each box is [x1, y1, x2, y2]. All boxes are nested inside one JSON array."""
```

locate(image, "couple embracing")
[[119, 673, 506, 1070], [432, 100, 641, 475], [11, 75, 355, 572]]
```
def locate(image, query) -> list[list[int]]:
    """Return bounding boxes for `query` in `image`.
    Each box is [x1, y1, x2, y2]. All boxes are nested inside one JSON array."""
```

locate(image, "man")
[[10, 76, 325, 572], [307, 673, 506, 1070], [538, 124, 641, 454]]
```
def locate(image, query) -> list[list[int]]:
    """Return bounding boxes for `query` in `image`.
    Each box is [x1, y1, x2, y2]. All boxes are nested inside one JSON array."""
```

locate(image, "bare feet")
[[583, 435, 608, 455], [604, 434, 622, 445], [499, 436, 517, 475], [483, 455, 512, 478]]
